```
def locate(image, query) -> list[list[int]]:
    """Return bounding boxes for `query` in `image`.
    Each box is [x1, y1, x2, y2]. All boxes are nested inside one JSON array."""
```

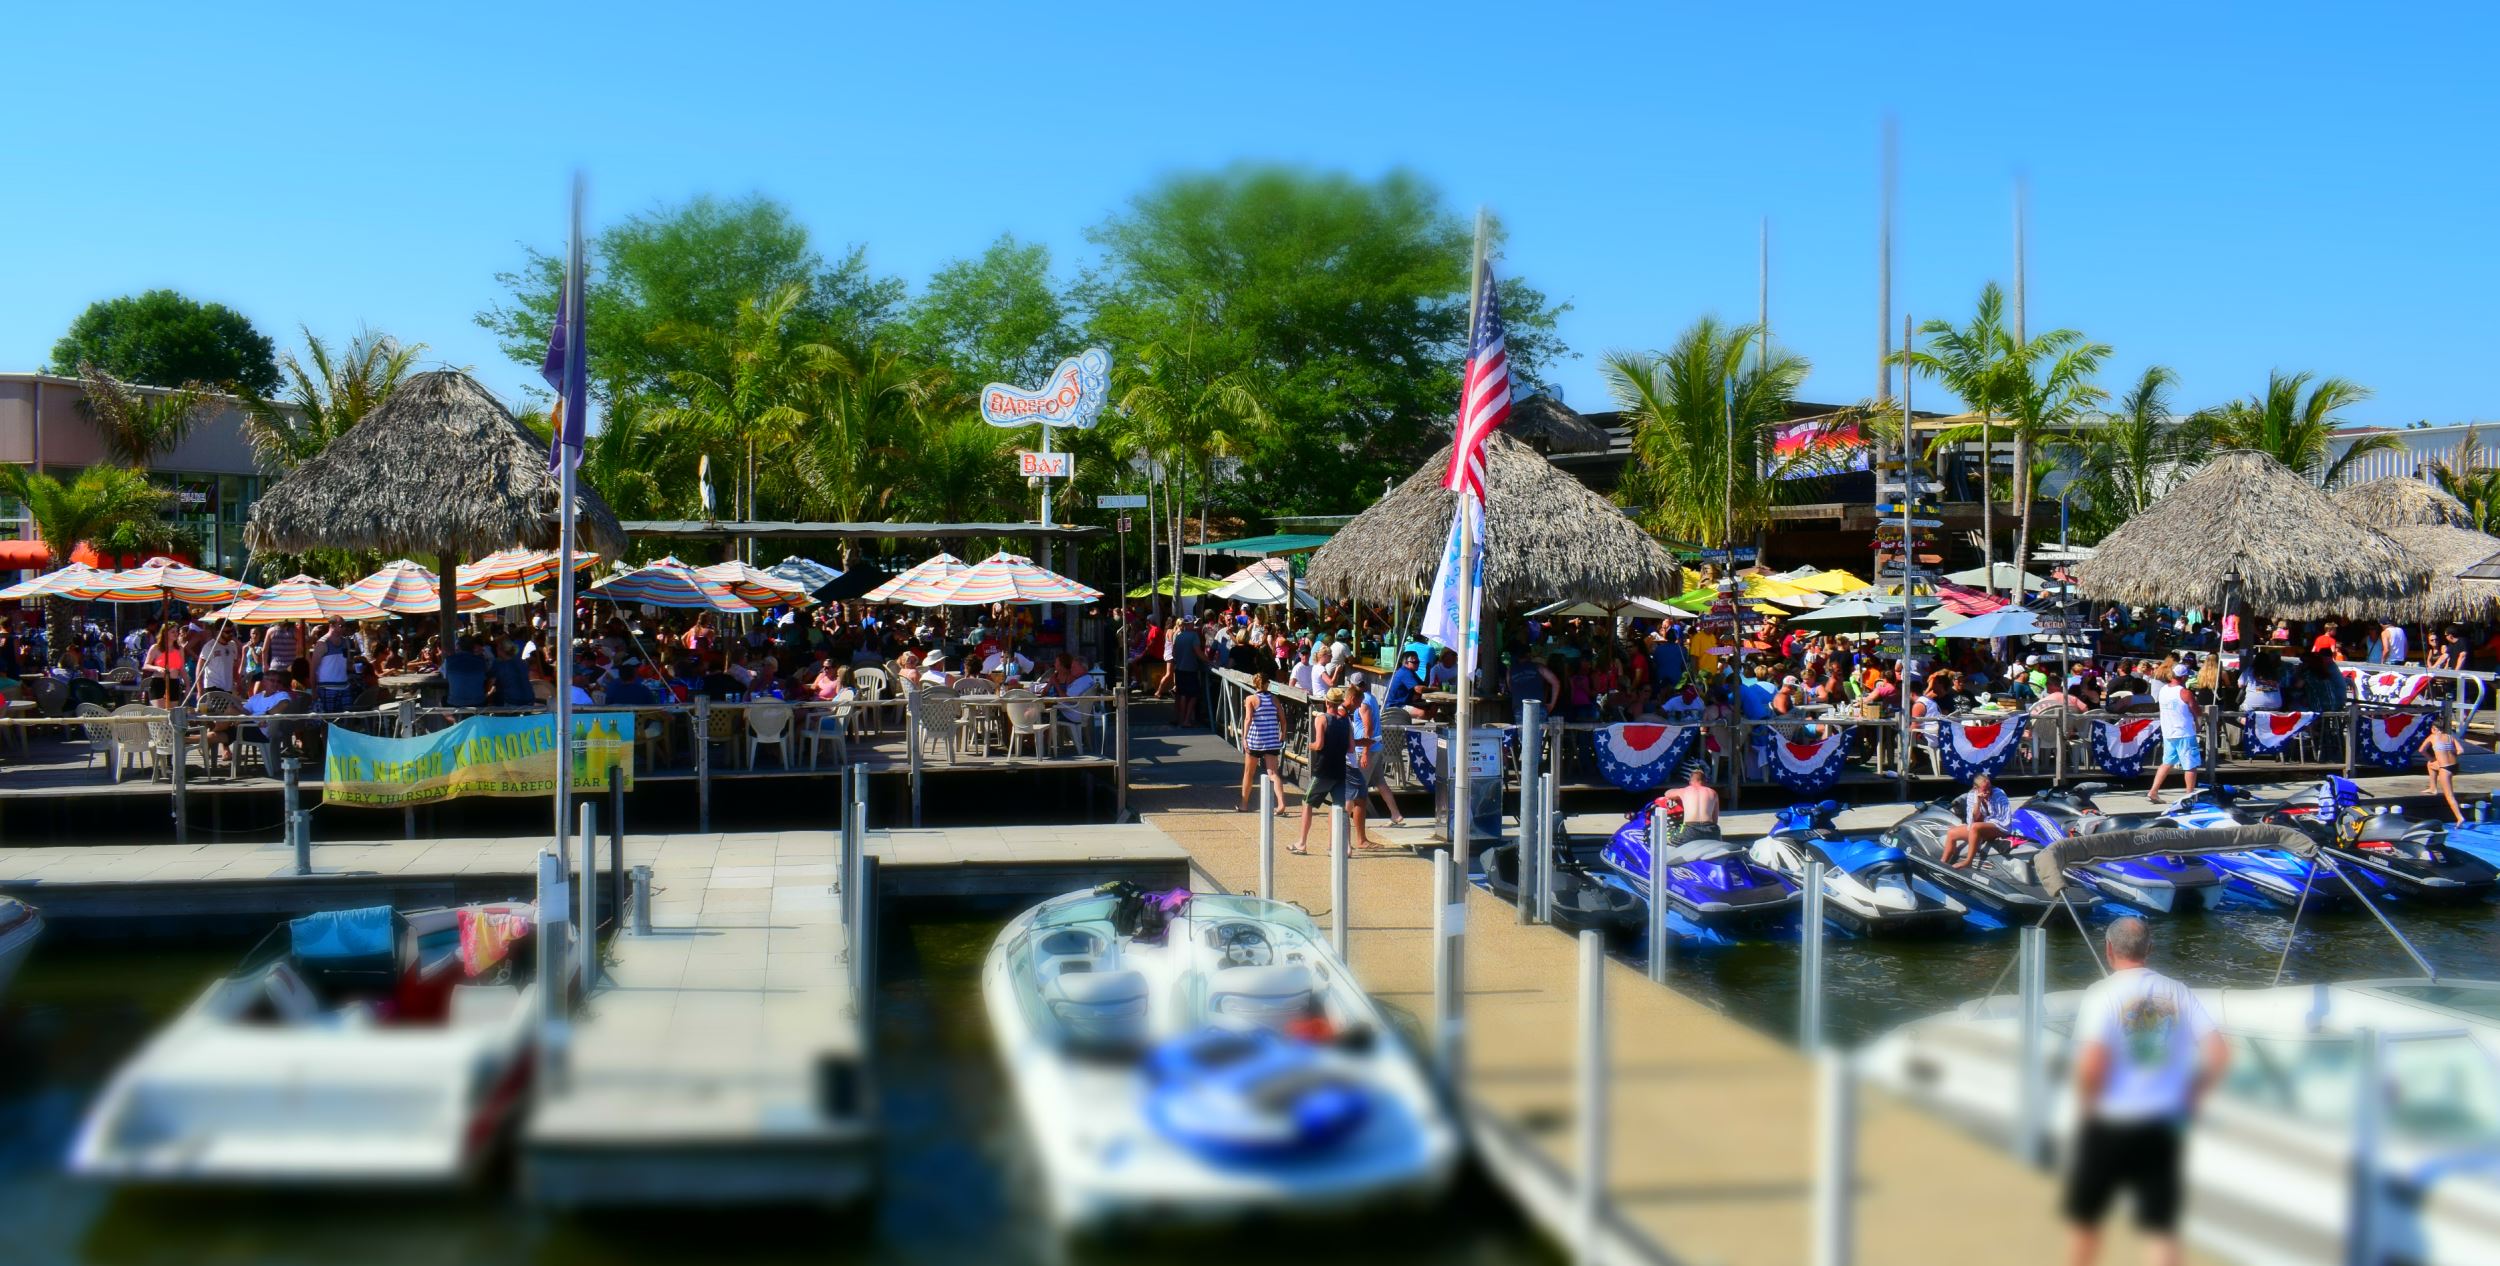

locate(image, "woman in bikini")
[[2420, 714, 2468, 823]]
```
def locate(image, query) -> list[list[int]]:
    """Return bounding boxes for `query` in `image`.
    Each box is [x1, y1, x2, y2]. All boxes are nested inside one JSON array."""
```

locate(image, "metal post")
[[1114, 685, 1130, 822], [398, 698, 418, 839], [628, 864, 653, 935], [1646, 805, 1672, 984], [1519, 700, 1546, 925], [1725, 717, 1744, 809], [537, 849, 569, 1092], [693, 695, 713, 832], [1801, 860, 1828, 1051], [2343, 700, 2360, 777], [2016, 924, 2048, 1167], [1257, 773, 1276, 900], [1811, 1050, 1857, 1266], [849, 799, 871, 1000], [855, 854, 879, 1032], [1575, 928, 1608, 1266], [283, 756, 308, 876], [607, 765, 623, 932], [577, 801, 598, 992], [907, 691, 925, 827], [169, 704, 190, 844], [1538, 770, 1560, 926], [2347, 1027, 2382, 1266], [1432, 849, 1459, 1079], [1330, 803, 1349, 961]]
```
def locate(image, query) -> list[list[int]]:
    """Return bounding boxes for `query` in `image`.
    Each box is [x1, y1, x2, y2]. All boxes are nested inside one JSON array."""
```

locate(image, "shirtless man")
[[1657, 763, 1721, 841]]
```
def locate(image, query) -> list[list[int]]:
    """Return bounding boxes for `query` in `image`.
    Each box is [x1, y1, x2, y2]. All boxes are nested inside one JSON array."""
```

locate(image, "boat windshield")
[[2363, 981, 2500, 1028], [2222, 1030, 2500, 1146], [1187, 893, 1322, 943]]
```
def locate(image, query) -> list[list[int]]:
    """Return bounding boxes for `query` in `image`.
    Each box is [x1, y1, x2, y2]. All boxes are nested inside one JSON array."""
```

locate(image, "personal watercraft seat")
[[1045, 967, 1149, 1048], [2348, 812, 2429, 849], [1208, 963, 1316, 1030]]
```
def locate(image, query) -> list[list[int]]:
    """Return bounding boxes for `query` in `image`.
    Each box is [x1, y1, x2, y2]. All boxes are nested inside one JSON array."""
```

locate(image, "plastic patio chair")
[[805, 699, 852, 768], [910, 684, 964, 764], [75, 703, 116, 775], [852, 667, 890, 735], [744, 702, 794, 769], [999, 689, 1055, 760]]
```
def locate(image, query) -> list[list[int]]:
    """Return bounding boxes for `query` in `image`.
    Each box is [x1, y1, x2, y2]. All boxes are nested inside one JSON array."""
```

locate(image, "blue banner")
[[324, 712, 635, 806]]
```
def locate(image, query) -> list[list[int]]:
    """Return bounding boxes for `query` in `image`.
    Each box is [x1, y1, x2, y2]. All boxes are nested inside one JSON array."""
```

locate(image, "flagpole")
[[554, 174, 584, 960], [1439, 206, 1488, 1089]]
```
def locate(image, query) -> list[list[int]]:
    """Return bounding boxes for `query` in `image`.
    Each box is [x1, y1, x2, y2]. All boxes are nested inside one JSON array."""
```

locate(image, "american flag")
[[1443, 262, 1512, 501]]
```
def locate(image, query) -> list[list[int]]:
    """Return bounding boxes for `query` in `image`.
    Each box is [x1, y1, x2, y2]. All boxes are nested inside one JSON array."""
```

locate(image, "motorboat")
[[1748, 800, 1967, 937], [0, 895, 42, 1002], [1602, 804, 1801, 932], [71, 901, 540, 1185], [1885, 797, 2105, 917], [2013, 783, 2227, 915], [1478, 842, 1645, 940], [1860, 976, 2500, 1266], [2267, 776, 2500, 906], [981, 884, 1458, 1231]]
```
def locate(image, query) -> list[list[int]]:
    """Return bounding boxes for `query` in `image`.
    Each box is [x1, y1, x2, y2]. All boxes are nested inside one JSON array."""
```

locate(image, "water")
[[0, 919, 1553, 1266]]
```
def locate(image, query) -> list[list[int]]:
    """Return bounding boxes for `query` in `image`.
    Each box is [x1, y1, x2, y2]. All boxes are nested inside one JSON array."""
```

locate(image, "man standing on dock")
[[2145, 663, 2201, 805], [2063, 917, 2229, 1266]]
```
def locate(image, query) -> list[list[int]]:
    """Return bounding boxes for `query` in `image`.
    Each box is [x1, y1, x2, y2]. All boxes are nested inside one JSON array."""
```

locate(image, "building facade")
[[0, 372, 277, 578]]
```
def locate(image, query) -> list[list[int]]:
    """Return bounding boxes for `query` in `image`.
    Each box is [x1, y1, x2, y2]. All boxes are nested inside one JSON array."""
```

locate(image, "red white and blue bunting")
[[2089, 717, 2163, 777], [2356, 712, 2431, 768], [2342, 668, 2435, 706], [2241, 710, 2319, 757], [1749, 726, 1856, 792], [1595, 723, 1700, 792], [1403, 726, 1519, 794], [1936, 715, 2029, 781]]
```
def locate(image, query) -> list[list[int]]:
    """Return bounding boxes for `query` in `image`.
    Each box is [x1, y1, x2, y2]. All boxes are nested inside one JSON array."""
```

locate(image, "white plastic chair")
[[805, 699, 852, 768], [852, 667, 890, 735], [1000, 690, 1055, 760], [744, 702, 793, 770], [911, 684, 964, 764]]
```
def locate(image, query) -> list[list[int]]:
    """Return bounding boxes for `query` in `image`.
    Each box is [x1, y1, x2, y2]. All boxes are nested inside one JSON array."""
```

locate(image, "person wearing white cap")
[[2146, 662, 2201, 804]]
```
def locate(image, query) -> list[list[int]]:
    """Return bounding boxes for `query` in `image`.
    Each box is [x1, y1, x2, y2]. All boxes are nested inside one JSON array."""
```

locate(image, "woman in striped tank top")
[[1239, 671, 1286, 811]]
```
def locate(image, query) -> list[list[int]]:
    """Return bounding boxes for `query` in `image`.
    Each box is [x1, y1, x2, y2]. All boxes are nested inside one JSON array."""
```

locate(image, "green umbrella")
[[1127, 573, 1227, 599]]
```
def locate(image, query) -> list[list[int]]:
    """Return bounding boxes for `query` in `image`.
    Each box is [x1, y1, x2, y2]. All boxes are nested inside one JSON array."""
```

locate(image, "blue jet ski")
[[1747, 800, 1967, 937], [2013, 783, 2225, 915], [2138, 785, 2352, 910], [1603, 805, 1800, 931], [2265, 776, 2497, 905]]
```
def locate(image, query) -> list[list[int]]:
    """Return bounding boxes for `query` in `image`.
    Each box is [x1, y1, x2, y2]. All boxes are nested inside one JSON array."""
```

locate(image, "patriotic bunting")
[[1750, 726, 1856, 792], [1403, 727, 1519, 796], [1936, 715, 2029, 781], [2355, 712, 2431, 768], [2241, 710, 2319, 757], [1594, 723, 1699, 792], [2342, 667, 2435, 706], [2090, 717, 2163, 776]]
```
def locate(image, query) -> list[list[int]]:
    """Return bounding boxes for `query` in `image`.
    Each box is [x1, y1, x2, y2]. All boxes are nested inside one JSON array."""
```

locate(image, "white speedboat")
[[71, 901, 540, 1186], [0, 895, 42, 1001], [1861, 977, 2500, 1266], [982, 885, 1459, 1230]]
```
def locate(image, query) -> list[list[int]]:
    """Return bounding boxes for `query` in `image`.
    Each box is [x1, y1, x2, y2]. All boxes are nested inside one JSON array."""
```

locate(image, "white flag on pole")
[[1419, 494, 1485, 676]]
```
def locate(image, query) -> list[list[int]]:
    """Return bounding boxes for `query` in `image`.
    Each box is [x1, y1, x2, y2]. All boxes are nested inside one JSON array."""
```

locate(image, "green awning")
[[1127, 573, 1228, 598], [1180, 532, 1334, 556]]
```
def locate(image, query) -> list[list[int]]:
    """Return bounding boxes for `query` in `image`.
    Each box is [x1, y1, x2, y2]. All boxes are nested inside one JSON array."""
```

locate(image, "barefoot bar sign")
[[322, 713, 635, 806]]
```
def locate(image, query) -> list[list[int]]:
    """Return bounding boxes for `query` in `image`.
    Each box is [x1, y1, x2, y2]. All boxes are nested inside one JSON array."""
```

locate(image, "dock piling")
[[1114, 685, 1130, 821], [856, 854, 879, 1031], [1329, 802, 1349, 961], [1801, 860, 1827, 1051], [1811, 1049, 1858, 1266], [537, 849, 570, 1092], [693, 696, 713, 832], [169, 705, 189, 845], [282, 756, 308, 876], [607, 766, 624, 931], [1257, 774, 1275, 900], [577, 801, 598, 992], [2016, 924, 2047, 1167], [1538, 769, 1559, 926], [1646, 805, 1671, 984], [628, 864, 652, 935], [1575, 928, 1608, 1266], [1431, 848, 1461, 1080], [1519, 701, 1545, 926]]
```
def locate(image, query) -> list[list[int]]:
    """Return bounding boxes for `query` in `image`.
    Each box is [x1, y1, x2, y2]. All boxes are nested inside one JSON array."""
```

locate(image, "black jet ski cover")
[[2037, 823, 2317, 899]]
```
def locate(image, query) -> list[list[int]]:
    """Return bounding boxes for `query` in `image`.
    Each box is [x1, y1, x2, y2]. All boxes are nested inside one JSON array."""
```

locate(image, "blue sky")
[[5, 2, 2494, 427]]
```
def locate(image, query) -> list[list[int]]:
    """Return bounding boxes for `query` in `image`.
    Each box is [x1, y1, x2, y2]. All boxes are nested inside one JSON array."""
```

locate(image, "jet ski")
[[1748, 800, 1967, 937], [1601, 805, 1800, 931], [2269, 776, 2499, 905], [1478, 842, 1645, 941], [2011, 783, 2225, 915], [2153, 785, 2350, 910], [1883, 796, 2103, 917]]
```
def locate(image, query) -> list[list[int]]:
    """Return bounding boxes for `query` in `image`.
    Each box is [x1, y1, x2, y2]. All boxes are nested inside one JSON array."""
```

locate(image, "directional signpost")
[[980, 349, 1112, 642]]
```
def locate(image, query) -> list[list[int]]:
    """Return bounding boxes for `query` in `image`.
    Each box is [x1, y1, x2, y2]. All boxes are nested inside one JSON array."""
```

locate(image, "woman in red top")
[[142, 621, 187, 705]]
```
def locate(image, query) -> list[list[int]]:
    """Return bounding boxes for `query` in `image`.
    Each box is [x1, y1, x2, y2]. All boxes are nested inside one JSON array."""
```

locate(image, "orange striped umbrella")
[[345, 559, 501, 615], [695, 560, 813, 607], [456, 548, 600, 592], [201, 575, 389, 625], [587, 560, 754, 612], [861, 552, 968, 606], [0, 562, 122, 602], [924, 551, 1100, 606], [94, 556, 259, 605]]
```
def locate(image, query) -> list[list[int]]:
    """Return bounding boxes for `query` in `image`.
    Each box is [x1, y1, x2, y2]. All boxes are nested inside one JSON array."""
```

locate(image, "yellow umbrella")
[[1790, 568, 1868, 594]]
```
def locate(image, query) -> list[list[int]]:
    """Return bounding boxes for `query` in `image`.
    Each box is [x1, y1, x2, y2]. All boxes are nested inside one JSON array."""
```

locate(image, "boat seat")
[[449, 983, 524, 1026], [1044, 966, 1149, 1048], [1207, 963, 1317, 1030]]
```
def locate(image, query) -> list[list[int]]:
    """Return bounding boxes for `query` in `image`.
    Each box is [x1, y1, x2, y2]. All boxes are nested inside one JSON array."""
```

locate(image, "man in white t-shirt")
[[2063, 917, 2228, 1266], [2146, 663, 2200, 804], [2379, 621, 2409, 665]]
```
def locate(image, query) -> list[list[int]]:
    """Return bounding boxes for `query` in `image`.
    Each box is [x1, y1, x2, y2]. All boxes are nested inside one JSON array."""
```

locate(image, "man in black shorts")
[[1292, 687, 1354, 855], [2063, 917, 2230, 1266]]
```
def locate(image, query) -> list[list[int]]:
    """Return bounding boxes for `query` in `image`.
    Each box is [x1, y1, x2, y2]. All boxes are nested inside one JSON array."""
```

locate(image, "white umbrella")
[[1525, 596, 1690, 620], [1934, 606, 2043, 639], [1211, 558, 1319, 610]]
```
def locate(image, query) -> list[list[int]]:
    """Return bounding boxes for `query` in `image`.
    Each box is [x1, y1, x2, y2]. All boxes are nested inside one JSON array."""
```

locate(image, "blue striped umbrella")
[[587, 561, 754, 612], [766, 555, 842, 596]]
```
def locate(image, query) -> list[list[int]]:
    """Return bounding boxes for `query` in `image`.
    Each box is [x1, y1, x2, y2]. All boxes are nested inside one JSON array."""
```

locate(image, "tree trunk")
[[1167, 450, 1184, 621], [2011, 428, 2033, 603], [1978, 412, 1995, 596], [436, 550, 462, 652]]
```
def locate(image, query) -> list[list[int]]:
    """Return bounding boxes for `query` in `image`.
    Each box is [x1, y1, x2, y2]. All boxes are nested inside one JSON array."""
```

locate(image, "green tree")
[[902, 234, 1078, 385], [239, 327, 427, 470], [1112, 338, 1272, 606], [1902, 285, 2019, 587], [2050, 366, 2213, 541], [1996, 328, 2109, 593], [75, 365, 220, 469], [791, 335, 951, 527], [0, 465, 169, 645], [2199, 370, 2394, 486], [50, 289, 280, 396], [651, 284, 831, 525], [1083, 165, 1567, 516], [478, 194, 902, 403], [2425, 426, 2500, 533], [1603, 316, 1810, 552], [893, 415, 1019, 527]]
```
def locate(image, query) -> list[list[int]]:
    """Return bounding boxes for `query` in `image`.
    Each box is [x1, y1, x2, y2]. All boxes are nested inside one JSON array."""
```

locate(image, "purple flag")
[[543, 262, 587, 472]]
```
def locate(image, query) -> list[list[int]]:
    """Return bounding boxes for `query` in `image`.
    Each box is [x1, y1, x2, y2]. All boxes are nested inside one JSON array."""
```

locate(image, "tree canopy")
[[49, 290, 280, 396]]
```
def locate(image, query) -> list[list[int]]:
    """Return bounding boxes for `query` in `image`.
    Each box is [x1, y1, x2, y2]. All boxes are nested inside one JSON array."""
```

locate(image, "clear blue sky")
[[6, 2, 2494, 427]]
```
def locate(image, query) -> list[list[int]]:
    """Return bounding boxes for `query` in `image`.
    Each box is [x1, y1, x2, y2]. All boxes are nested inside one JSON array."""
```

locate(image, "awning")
[[1180, 532, 1334, 556]]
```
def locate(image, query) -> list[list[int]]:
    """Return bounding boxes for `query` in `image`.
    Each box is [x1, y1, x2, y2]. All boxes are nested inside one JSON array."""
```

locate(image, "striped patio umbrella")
[[96, 556, 259, 605], [345, 559, 503, 615], [0, 562, 123, 602], [586, 560, 755, 613], [696, 560, 814, 607], [455, 548, 601, 592], [925, 551, 1102, 607], [765, 555, 842, 596], [861, 552, 968, 605], [201, 575, 390, 625]]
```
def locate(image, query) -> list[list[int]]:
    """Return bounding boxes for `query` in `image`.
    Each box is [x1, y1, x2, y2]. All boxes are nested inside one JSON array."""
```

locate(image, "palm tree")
[[241, 328, 426, 470], [76, 365, 219, 469], [655, 284, 831, 531], [1113, 340, 1271, 611], [792, 335, 950, 529], [896, 415, 1020, 547], [1603, 317, 1810, 554], [2049, 366, 2213, 541], [1997, 328, 2109, 594], [1901, 286, 2017, 590], [2425, 426, 2500, 533], [2199, 370, 2394, 486], [0, 465, 168, 645]]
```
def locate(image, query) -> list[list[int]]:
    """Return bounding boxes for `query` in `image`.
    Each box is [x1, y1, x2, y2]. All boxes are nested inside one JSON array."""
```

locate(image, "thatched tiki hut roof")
[[1304, 430, 1681, 609], [2072, 450, 2427, 621], [2332, 478, 2500, 623], [248, 370, 627, 638], [2332, 476, 2474, 530]]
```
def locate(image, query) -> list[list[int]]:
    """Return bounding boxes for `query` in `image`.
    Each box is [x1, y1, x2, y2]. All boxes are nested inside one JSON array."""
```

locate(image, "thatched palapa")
[[1304, 430, 1680, 608], [247, 371, 627, 635], [2332, 477, 2500, 622], [2072, 450, 2427, 620], [1500, 395, 1613, 456]]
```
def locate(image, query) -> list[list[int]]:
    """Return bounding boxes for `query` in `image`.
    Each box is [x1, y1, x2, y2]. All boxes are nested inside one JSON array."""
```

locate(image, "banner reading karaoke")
[[323, 713, 635, 806]]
